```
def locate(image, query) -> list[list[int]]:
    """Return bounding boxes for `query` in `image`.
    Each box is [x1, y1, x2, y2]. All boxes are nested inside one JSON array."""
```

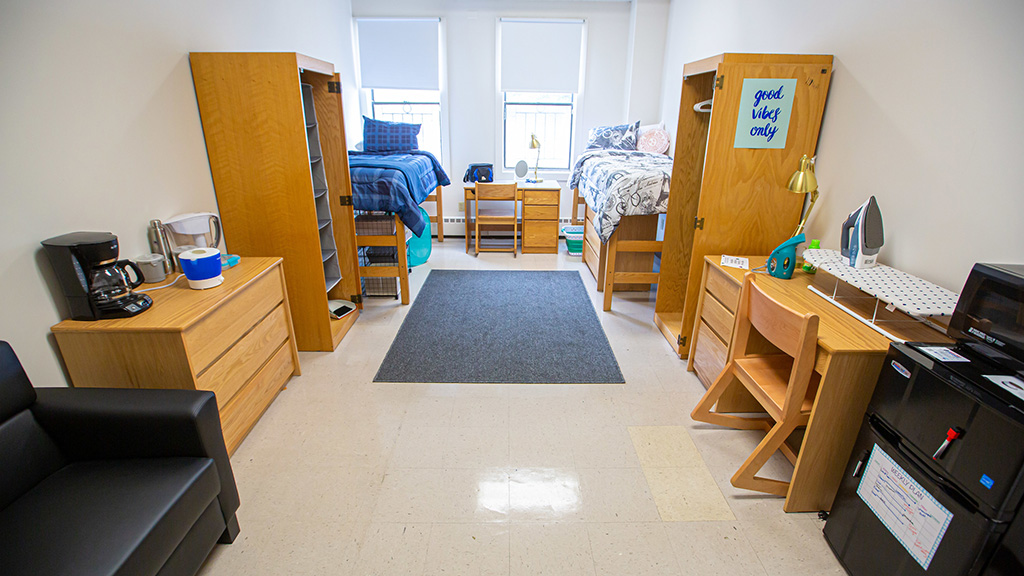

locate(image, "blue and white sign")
[[733, 78, 797, 149]]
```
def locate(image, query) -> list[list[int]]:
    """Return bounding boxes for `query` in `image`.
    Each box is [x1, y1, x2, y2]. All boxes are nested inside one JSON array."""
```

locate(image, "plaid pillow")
[[363, 116, 420, 153], [586, 121, 640, 150]]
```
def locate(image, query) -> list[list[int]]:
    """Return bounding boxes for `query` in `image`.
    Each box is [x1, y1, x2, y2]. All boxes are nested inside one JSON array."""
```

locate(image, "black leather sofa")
[[0, 341, 240, 575]]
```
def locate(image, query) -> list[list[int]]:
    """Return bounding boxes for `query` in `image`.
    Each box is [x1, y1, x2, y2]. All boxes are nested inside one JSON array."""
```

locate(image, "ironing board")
[[802, 248, 959, 342]]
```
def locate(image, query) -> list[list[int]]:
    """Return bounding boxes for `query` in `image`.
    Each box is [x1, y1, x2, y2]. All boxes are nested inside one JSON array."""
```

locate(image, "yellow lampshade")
[[787, 155, 819, 236], [529, 134, 541, 150]]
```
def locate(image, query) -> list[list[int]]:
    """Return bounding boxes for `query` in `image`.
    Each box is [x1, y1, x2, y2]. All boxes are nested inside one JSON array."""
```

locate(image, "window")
[[368, 88, 443, 160], [503, 92, 575, 170], [497, 18, 586, 175]]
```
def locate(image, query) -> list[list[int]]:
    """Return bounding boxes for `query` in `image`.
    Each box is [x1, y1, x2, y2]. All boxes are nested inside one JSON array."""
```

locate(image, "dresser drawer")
[[692, 321, 728, 389], [523, 205, 558, 220], [705, 264, 740, 314], [184, 270, 284, 372], [220, 340, 294, 454], [196, 304, 290, 408], [523, 188, 559, 206], [701, 290, 735, 344]]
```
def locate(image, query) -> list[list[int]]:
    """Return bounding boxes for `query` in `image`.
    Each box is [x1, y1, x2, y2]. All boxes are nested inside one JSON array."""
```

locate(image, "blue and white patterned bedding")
[[569, 149, 673, 243], [348, 150, 450, 236]]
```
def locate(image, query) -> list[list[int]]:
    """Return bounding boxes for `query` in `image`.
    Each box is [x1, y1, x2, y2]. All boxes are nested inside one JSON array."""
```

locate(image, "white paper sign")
[[919, 346, 969, 363], [857, 444, 953, 570], [984, 374, 1024, 401], [720, 255, 749, 270]]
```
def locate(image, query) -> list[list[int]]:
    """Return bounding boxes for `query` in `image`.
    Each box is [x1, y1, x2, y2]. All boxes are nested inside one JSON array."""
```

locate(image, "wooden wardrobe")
[[190, 52, 362, 352], [654, 53, 834, 356]]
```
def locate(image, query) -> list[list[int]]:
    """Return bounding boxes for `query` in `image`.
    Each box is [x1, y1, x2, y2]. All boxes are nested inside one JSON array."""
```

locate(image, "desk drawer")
[[701, 290, 735, 344], [522, 219, 558, 249], [705, 265, 740, 314], [220, 340, 294, 454], [524, 189, 559, 206], [523, 205, 558, 220], [184, 269, 283, 372], [692, 321, 728, 389], [196, 304, 290, 408]]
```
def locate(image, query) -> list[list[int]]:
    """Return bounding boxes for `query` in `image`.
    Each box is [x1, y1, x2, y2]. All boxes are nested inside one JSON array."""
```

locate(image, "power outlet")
[[458, 201, 465, 212]]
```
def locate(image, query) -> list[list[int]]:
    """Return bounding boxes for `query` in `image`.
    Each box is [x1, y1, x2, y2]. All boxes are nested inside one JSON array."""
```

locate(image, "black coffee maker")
[[42, 232, 152, 320]]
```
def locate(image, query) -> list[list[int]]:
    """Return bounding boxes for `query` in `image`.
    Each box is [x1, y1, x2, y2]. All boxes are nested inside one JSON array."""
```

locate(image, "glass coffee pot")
[[89, 260, 145, 304]]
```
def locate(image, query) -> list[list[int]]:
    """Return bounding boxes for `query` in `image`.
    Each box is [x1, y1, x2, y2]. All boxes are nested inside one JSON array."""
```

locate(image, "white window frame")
[[494, 17, 588, 180], [353, 18, 451, 172]]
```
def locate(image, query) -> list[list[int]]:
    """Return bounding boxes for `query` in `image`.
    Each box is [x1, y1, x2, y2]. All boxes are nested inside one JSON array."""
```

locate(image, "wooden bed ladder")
[[603, 233, 663, 311], [425, 185, 444, 241]]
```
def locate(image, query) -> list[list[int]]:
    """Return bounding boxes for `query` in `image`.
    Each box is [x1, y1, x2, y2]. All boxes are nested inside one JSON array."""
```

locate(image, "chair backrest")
[[732, 274, 820, 411], [475, 182, 517, 201]]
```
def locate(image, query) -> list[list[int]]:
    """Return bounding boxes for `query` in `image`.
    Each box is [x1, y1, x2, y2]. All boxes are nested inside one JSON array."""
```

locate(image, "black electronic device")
[[824, 262, 1024, 575], [41, 231, 152, 321]]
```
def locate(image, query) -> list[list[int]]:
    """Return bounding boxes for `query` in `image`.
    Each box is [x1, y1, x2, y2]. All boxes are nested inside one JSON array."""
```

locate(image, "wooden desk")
[[52, 257, 302, 455], [687, 255, 951, 512], [464, 181, 561, 254]]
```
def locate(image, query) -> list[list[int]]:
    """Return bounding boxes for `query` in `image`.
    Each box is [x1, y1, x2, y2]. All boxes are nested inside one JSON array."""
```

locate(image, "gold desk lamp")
[[788, 154, 819, 236], [528, 134, 543, 183]]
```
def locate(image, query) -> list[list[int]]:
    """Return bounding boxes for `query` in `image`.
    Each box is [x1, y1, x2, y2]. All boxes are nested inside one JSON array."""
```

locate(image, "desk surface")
[[463, 181, 562, 192]]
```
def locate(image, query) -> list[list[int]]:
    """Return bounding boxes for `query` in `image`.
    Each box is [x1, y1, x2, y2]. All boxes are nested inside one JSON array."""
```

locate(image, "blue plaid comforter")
[[348, 150, 451, 236]]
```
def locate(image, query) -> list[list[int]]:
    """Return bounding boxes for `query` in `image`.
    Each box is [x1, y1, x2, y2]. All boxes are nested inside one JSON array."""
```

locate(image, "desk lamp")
[[527, 133, 543, 183], [787, 154, 819, 236]]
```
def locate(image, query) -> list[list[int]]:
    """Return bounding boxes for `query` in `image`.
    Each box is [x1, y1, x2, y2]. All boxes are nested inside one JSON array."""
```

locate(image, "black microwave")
[[947, 263, 1024, 371]]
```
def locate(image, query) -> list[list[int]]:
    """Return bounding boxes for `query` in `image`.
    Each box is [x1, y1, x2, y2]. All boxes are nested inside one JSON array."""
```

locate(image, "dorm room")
[[4, 1, 1024, 575]]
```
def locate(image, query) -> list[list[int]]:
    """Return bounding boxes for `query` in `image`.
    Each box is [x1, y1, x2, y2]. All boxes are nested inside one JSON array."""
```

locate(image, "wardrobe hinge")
[[715, 75, 724, 89], [339, 195, 353, 206], [694, 217, 705, 230], [328, 81, 341, 93], [350, 294, 363, 304], [677, 334, 687, 348]]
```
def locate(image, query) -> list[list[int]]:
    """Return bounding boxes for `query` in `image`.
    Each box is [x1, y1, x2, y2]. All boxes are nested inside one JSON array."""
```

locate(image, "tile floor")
[[198, 241, 844, 575]]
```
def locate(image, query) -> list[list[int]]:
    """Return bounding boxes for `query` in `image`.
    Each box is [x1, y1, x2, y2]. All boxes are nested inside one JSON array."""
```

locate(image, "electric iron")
[[840, 196, 884, 268]]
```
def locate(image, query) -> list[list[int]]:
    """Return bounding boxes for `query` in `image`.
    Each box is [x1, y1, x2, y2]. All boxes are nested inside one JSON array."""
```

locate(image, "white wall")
[[659, 0, 1024, 292], [351, 0, 638, 227], [0, 0, 356, 386], [624, 0, 670, 123]]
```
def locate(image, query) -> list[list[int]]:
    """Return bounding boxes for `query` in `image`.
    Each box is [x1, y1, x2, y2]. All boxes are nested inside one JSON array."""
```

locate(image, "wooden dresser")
[[52, 257, 300, 455], [521, 185, 560, 254]]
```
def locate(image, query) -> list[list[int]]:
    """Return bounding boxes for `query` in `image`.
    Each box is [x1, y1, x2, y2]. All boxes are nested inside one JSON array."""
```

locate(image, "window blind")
[[356, 18, 440, 91], [499, 18, 585, 94]]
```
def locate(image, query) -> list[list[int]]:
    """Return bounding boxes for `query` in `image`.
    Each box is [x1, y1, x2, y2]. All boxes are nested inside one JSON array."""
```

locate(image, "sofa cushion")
[[0, 457, 220, 576], [0, 341, 36, 421], [0, 410, 65, 512]]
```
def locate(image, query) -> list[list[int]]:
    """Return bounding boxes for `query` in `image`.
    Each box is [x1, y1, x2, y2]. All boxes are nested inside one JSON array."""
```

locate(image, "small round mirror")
[[514, 160, 528, 179]]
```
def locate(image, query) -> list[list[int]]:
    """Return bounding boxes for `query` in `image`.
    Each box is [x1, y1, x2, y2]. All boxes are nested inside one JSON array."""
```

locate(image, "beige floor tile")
[[663, 522, 768, 576], [354, 523, 431, 576], [442, 426, 510, 468], [451, 396, 510, 428], [438, 468, 510, 522], [372, 468, 445, 522], [424, 523, 510, 576], [628, 426, 705, 468], [509, 468, 585, 522], [402, 396, 455, 427], [509, 397, 572, 429], [578, 468, 661, 522], [510, 422, 575, 468], [390, 425, 448, 468], [570, 425, 642, 468], [643, 466, 736, 522], [244, 465, 384, 525], [741, 515, 844, 576], [587, 522, 682, 576], [510, 523, 597, 576]]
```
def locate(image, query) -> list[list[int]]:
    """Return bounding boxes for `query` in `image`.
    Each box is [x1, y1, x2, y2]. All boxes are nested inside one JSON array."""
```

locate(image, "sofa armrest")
[[30, 388, 240, 522]]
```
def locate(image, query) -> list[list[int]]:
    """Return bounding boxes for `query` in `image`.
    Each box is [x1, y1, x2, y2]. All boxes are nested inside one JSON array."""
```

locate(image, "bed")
[[569, 148, 674, 311], [347, 149, 451, 304]]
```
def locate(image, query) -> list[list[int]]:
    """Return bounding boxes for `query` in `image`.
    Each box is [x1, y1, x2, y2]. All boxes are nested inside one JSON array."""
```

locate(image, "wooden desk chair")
[[474, 183, 518, 257], [691, 273, 820, 496]]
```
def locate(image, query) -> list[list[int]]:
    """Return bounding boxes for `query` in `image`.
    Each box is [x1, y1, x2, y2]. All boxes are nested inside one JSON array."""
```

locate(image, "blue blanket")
[[348, 150, 450, 236]]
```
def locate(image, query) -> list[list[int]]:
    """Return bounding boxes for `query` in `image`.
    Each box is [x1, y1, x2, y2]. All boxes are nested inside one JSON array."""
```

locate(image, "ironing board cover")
[[802, 249, 959, 318]]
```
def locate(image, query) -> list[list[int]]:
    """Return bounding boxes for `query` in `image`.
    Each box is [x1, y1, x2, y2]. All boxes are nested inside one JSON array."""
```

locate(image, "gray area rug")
[[374, 270, 625, 384]]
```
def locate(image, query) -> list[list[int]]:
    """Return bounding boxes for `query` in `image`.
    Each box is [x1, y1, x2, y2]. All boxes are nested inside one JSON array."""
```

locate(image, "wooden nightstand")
[[464, 182, 562, 254], [51, 257, 301, 455]]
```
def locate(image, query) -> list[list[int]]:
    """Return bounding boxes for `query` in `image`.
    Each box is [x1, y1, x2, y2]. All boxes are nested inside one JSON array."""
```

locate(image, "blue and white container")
[[178, 247, 224, 290]]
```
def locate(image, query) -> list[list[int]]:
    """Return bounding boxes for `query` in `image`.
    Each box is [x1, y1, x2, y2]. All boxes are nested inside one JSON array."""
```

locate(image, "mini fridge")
[[824, 264, 1024, 575]]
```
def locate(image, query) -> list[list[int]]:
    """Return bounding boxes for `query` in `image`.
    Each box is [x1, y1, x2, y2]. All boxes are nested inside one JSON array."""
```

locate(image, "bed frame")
[[353, 185, 443, 305], [579, 201, 663, 311]]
